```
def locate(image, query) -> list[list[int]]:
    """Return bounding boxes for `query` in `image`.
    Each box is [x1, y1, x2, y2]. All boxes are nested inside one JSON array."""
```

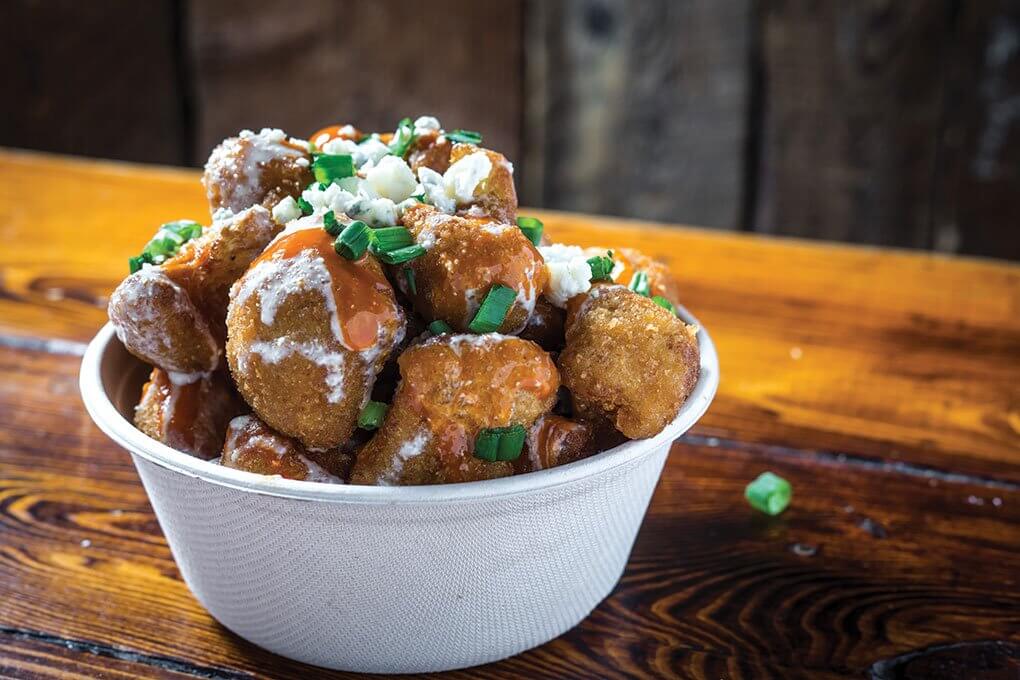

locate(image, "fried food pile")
[[108, 117, 701, 486]]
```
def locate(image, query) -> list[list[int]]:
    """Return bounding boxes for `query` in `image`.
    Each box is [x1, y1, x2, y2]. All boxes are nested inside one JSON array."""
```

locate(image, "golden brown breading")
[[220, 415, 343, 482], [608, 247, 684, 307], [399, 204, 546, 333], [513, 415, 593, 474], [350, 334, 560, 485], [135, 368, 245, 459], [108, 206, 281, 373], [202, 128, 313, 214], [406, 130, 453, 174], [560, 285, 700, 439], [226, 221, 405, 449]]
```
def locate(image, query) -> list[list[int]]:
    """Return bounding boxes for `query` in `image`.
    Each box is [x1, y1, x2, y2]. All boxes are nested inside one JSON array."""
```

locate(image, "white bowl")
[[79, 310, 719, 674]]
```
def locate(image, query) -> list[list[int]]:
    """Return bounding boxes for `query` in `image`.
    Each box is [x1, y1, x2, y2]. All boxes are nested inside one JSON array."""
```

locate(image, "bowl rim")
[[79, 306, 719, 504]]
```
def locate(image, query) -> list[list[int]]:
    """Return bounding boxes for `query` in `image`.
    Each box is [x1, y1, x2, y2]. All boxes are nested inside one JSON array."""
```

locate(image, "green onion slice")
[[515, 216, 543, 246], [629, 271, 651, 297], [375, 244, 426, 265], [446, 129, 482, 145], [322, 210, 342, 236], [388, 117, 417, 157], [357, 401, 389, 430], [371, 226, 414, 252], [745, 472, 792, 516], [334, 221, 371, 259], [587, 252, 614, 281], [297, 196, 314, 215], [428, 320, 453, 334], [651, 295, 675, 314], [474, 424, 527, 462], [312, 154, 355, 185], [468, 284, 516, 333], [128, 220, 203, 273], [404, 267, 417, 295]]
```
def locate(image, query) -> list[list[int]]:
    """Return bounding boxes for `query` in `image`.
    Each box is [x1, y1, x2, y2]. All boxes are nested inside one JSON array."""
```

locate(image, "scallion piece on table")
[[446, 129, 483, 145], [629, 271, 651, 297], [745, 472, 792, 516], [404, 267, 417, 295], [587, 252, 614, 281], [375, 244, 426, 265], [334, 220, 371, 259], [297, 196, 314, 215], [388, 117, 416, 157], [428, 320, 453, 335], [322, 210, 342, 236], [371, 226, 414, 252], [312, 153, 355, 185], [468, 284, 516, 333], [651, 295, 675, 314], [515, 216, 543, 246], [357, 401, 389, 430]]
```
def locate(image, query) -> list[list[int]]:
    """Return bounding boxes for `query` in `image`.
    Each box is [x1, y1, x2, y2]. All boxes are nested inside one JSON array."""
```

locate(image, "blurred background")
[[4, 0, 1019, 260]]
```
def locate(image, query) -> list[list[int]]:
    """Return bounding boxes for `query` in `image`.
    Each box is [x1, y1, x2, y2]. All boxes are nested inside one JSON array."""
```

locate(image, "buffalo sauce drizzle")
[[529, 415, 587, 470], [251, 228, 396, 351], [151, 370, 201, 451]]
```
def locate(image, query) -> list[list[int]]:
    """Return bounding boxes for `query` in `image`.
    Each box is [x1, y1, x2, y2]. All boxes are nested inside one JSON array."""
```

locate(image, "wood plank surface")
[[753, 1, 950, 248], [186, 0, 524, 170], [1, 346, 1017, 679], [0, 0, 188, 166], [522, 0, 750, 229], [1, 150, 1016, 480]]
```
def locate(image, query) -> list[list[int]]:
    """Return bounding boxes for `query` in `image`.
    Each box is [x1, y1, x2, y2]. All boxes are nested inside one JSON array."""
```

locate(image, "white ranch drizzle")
[[378, 429, 430, 485]]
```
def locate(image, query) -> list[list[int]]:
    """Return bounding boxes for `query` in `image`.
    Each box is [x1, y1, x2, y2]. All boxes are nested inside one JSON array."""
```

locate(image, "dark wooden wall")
[[3, 0, 1019, 260]]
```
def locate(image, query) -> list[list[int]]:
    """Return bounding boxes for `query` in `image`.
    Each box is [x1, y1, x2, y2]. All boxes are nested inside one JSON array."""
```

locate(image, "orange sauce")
[[531, 415, 586, 469], [252, 228, 396, 351], [152, 370, 201, 450], [308, 124, 362, 146]]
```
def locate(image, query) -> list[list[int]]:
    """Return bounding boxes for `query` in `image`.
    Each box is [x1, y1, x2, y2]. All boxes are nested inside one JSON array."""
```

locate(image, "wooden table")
[[0, 149, 1017, 679]]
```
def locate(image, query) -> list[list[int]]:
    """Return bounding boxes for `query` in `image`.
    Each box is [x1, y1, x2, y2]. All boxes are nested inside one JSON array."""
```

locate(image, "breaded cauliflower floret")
[[560, 286, 700, 439], [220, 415, 347, 482], [350, 334, 560, 485]]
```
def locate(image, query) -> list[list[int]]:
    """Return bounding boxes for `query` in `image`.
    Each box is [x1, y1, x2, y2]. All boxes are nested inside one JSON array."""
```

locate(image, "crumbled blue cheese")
[[539, 244, 593, 307], [365, 156, 417, 202], [321, 137, 391, 170], [272, 196, 302, 224], [350, 197, 399, 227], [416, 151, 493, 214], [413, 116, 441, 135]]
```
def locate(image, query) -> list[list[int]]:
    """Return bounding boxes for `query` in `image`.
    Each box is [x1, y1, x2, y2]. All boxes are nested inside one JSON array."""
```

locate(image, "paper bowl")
[[79, 310, 718, 673]]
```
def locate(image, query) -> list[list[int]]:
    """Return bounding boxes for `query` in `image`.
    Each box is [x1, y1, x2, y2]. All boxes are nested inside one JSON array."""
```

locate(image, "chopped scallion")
[[446, 129, 482, 145], [312, 153, 355, 185], [745, 472, 792, 516], [587, 252, 614, 281], [629, 271, 651, 297], [128, 220, 203, 273], [404, 267, 417, 295], [128, 255, 148, 274], [515, 216, 543, 246], [651, 295, 675, 314], [468, 284, 516, 333], [334, 221, 371, 259], [388, 117, 416, 157], [473, 424, 527, 462], [371, 226, 414, 252], [428, 320, 453, 334], [322, 210, 342, 236], [357, 401, 389, 430], [375, 244, 426, 265], [297, 196, 314, 215]]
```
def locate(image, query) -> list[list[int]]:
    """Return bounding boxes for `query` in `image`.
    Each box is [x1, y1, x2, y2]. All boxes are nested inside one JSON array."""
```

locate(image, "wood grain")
[[522, 0, 750, 229], [753, 0, 950, 248], [0, 0, 188, 166], [1, 345, 1017, 678], [186, 0, 523, 169], [0, 150, 1017, 481]]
